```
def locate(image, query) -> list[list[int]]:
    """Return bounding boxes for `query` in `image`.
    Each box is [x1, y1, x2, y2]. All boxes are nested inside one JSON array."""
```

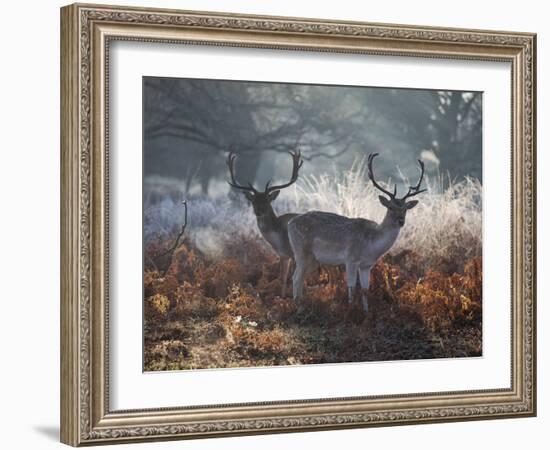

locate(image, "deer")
[[227, 150, 304, 297], [287, 153, 426, 312]]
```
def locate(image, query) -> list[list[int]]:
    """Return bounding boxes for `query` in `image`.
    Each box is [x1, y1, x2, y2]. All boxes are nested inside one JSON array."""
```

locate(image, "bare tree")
[[358, 88, 482, 181], [143, 78, 363, 193]]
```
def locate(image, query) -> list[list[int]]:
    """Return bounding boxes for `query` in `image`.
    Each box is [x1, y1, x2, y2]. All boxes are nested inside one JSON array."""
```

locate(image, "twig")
[[154, 200, 188, 263]]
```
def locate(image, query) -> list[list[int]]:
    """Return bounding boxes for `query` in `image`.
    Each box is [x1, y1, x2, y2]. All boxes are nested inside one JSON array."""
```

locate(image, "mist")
[[143, 77, 482, 200]]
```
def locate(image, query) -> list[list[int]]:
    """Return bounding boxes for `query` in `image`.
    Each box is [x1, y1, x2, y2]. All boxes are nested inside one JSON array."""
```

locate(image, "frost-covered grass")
[[144, 158, 482, 264]]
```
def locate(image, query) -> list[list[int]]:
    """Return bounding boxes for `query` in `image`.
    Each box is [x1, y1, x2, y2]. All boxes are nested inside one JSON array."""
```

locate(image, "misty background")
[[143, 77, 482, 198]]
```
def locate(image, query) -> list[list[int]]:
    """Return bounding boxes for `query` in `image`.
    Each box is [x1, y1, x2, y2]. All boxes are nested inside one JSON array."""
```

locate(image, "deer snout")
[[398, 218, 405, 227]]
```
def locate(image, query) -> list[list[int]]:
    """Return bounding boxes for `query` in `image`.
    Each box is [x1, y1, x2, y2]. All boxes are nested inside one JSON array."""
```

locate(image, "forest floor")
[[143, 236, 482, 371]]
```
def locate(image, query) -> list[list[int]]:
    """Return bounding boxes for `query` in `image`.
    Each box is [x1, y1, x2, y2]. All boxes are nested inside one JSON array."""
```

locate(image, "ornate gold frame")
[[60, 3, 536, 446]]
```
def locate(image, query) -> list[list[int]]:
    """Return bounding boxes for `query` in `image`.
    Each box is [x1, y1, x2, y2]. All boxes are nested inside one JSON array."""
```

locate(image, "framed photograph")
[[60, 3, 537, 446]]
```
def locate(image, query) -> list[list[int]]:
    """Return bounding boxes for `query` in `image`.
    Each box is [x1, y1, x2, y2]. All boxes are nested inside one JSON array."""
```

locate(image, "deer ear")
[[268, 190, 280, 201], [405, 200, 419, 209], [243, 191, 254, 202], [378, 195, 391, 208]]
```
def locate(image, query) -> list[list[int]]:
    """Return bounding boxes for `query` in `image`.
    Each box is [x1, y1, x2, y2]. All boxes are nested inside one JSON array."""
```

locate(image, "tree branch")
[[153, 201, 188, 273]]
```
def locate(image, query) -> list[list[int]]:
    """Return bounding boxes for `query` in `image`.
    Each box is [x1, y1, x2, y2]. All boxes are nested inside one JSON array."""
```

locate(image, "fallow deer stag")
[[288, 153, 426, 312], [227, 150, 304, 297]]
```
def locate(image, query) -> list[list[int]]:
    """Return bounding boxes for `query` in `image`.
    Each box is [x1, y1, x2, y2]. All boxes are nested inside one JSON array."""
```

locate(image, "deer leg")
[[292, 261, 306, 300], [279, 258, 285, 296], [345, 262, 360, 304], [292, 255, 316, 300], [280, 257, 292, 298], [359, 266, 372, 312]]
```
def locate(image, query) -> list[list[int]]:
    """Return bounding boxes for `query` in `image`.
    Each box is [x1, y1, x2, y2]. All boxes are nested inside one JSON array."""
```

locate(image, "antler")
[[367, 153, 397, 199], [226, 152, 258, 193], [265, 150, 304, 193], [402, 159, 427, 200]]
